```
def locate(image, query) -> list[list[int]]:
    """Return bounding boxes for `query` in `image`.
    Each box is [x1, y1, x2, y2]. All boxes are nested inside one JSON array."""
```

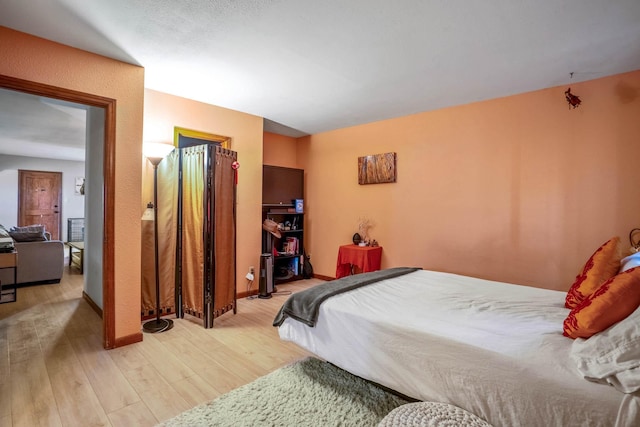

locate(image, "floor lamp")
[[142, 142, 175, 333]]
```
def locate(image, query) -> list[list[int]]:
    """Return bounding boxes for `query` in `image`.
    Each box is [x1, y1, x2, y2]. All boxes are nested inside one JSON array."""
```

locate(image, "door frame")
[[0, 74, 117, 349], [18, 170, 63, 240]]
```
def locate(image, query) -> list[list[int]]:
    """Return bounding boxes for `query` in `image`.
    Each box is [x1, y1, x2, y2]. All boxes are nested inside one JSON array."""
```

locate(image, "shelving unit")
[[261, 165, 305, 286], [262, 205, 304, 284]]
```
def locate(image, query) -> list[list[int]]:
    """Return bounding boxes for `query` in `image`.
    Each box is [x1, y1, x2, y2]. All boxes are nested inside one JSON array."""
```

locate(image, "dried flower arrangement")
[[358, 217, 374, 244]]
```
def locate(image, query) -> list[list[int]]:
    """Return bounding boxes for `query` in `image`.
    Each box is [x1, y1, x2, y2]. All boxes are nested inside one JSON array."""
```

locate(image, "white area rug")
[[157, 357, 409, 427]]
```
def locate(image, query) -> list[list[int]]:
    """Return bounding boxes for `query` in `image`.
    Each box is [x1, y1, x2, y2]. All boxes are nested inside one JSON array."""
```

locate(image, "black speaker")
[[259, 253, 274, 299]]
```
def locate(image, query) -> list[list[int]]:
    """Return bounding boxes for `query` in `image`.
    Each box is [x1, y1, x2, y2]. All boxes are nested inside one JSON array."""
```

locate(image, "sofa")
[[0, 225, 65, 286]]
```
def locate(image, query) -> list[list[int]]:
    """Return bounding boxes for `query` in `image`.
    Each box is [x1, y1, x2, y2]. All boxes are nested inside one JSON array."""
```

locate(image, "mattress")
[[278, 270, 640, 426]]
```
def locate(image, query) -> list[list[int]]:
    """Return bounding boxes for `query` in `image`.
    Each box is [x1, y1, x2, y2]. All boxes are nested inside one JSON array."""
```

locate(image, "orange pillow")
[[565, 237, 621, 309], [563, 267, 640, 339]]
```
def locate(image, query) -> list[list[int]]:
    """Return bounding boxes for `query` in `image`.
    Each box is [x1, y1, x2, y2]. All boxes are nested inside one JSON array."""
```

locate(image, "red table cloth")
[[335, 244, 383, 279]]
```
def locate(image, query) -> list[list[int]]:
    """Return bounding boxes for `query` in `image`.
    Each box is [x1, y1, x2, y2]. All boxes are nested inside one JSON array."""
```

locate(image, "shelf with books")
[[262, 205, 304, 284]]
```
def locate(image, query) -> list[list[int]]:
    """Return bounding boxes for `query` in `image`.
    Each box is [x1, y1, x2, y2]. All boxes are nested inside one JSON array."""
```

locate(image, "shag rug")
[[157, 357, 410, 427]]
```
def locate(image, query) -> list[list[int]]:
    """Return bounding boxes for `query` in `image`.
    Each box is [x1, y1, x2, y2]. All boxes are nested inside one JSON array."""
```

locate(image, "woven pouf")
[[378, 402, 492, 427]]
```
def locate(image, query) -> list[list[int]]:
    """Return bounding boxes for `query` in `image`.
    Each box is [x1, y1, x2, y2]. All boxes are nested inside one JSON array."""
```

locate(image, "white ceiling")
[[0, 88, 88, 161], [1, 0, 639, 159]]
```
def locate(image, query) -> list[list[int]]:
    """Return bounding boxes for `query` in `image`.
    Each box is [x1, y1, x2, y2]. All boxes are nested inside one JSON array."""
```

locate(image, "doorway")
[[0, 74, 117, 349], [18, 170, 62, 240]]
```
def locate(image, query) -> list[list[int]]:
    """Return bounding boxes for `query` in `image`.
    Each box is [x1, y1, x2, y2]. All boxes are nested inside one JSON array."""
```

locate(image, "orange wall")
[[299, 70, 640, 290], [0, 27, 145, 337], [263, 132, 299, 168], [143, 89, 264, 291]]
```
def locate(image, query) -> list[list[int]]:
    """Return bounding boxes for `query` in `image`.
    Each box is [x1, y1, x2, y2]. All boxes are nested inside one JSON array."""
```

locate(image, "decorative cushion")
[[565, 237, 621, 309], [9, 224, 47, 242], [0, 224, 9, 238], [563, 266, 640, 339], [378, 402, 491, 427], [620, 252, 640, 273]]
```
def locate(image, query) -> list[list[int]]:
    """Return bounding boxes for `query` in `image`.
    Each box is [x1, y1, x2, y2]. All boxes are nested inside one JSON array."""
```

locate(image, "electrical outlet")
[[249, 266, 254, 274]]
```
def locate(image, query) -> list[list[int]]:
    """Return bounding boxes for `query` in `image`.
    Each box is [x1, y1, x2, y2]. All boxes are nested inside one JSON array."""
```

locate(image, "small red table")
[[335, 244, 383, 279]]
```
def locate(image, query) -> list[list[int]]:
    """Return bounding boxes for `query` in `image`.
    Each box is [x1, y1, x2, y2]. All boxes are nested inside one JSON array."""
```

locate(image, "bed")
[[274, 267, 640, 427]]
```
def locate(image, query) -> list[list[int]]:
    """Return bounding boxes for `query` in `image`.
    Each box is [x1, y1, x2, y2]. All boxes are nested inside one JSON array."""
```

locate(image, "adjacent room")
[[1, 1, 640, 426]]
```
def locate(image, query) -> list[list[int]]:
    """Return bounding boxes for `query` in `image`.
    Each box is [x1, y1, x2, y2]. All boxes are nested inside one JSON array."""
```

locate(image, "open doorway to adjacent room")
[[0, 75, 116, 348]]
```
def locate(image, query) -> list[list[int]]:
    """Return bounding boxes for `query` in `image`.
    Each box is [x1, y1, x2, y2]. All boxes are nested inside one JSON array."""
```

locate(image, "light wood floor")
[[0, 267, 320, 427]]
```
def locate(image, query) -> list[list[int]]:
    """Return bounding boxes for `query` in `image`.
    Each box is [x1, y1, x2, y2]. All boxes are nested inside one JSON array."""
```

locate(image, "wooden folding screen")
[[177, 143, 237, 328], [142, 142, 236, 328], [209, 147, 237, 324], [180, 145, 206, 319]]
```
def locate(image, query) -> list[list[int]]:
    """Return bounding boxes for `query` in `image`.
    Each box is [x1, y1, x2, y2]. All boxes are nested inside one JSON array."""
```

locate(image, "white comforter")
[[278, 270, 640, 427]]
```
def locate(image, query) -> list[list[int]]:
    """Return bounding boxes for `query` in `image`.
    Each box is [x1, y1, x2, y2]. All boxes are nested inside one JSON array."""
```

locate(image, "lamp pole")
[[142, 142, 174, 333]]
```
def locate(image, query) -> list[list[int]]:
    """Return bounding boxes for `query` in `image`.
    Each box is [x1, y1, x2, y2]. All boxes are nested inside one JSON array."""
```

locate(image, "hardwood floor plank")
[[44, 340, 110, 427], [107, 401, 157, 427], [180, 326, 269, 384], [122, 364, 172, 396], [10, 358, 62, 427], [0, 267, 322, 427], [61, 300, 102, 338], [161, 334, 257, 395], [0, 323, 11, 420], [69, 333, 140, 413], [134, 333, 196, 384], [140, 386, 192, 424], [107, 342, 148, 372], [169, 374, 221, 407], [7, 320, 40, 364]]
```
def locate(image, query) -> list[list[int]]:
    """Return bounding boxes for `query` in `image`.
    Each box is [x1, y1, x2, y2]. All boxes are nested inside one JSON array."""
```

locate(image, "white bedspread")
[[278, 270, 640, 427]]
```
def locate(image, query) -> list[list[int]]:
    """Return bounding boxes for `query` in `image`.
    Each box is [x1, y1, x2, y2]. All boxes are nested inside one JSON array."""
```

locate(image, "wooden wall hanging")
[[358, 152, 397, 185]]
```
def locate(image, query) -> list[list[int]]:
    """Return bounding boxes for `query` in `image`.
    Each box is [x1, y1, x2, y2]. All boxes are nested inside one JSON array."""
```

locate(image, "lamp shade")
[[143, 142, 174, 165], [141, 202, 154, 221]]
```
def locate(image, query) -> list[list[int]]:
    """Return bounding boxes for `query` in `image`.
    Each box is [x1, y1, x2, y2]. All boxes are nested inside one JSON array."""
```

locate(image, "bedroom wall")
[[263, 132, 299, 168], [143, 89, 264, 292], [0, 26, 145, 342], [0, 154, 85, 241], [298, 70, 640, 291]]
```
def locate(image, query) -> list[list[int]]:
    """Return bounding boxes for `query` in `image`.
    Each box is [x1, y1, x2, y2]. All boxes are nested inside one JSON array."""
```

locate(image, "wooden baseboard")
[[237, 275, 331, 298], [14, 279, 61, 288], [237, 289, 259, 299], [85, 293, 143, 349], [82, 290, 103, 318], [114, 332, 143, 348]]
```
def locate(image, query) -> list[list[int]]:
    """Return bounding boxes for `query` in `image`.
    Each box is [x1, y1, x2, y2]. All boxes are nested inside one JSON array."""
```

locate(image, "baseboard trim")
[[13, 278, 61, 288], [237, 275, 331, 299], [114, 332, 143, 348], [237, 289, 259, 299], [82, 290, 103, 318]]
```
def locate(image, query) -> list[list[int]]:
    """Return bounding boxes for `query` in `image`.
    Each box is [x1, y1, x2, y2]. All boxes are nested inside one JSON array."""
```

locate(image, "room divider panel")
[[141, 140, 237, 329]]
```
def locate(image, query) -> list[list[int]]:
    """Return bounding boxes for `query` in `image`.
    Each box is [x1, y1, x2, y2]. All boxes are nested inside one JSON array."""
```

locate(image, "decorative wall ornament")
[[75, 177, 85, 195], [565, 87, 582, 109], [358, 152, 397, 184], [232, 160, 240, 184]]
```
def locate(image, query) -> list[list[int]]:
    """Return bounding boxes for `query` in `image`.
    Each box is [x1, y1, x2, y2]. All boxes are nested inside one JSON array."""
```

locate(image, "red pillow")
[[563, 267, 640, 339], [565, 237, 621, 309]]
